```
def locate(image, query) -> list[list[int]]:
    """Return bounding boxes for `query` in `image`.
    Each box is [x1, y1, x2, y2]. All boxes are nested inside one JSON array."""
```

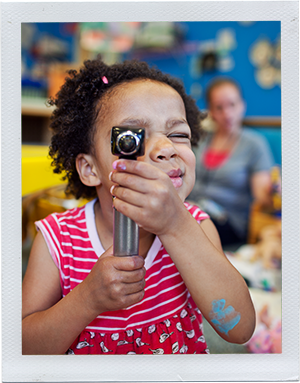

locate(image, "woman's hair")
[[205, 77, 243, 107], [48, 55, 206, 199]]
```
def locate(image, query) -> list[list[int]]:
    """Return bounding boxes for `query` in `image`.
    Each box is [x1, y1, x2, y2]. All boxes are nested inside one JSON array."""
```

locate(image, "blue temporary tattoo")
[[209, 299, 241, 336]]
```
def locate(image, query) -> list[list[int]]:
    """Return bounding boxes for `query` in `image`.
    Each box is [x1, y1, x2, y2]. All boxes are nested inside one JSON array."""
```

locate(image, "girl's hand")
[[81, 245, 146, 315], [109, 159, 186, 236]]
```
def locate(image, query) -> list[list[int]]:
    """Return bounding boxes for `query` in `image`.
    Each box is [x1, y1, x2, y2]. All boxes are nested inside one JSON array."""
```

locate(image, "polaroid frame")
[[1, 1, 299, 382]]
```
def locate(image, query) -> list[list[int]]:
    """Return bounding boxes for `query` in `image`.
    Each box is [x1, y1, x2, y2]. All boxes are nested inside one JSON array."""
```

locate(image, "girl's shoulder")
[[184, 201, 210, 222], [35, 199, 96, 240]]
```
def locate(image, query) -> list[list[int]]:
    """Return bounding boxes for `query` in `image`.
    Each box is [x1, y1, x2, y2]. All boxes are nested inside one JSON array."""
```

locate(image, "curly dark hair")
[[48, 55, 206, 200]]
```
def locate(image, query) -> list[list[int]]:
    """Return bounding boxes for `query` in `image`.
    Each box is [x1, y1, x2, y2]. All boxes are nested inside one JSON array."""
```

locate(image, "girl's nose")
[[148, 136, 177, 162]]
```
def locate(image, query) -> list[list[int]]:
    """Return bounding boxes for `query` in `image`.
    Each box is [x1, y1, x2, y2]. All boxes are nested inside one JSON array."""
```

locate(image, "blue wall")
[[139, 21, 281, 117]]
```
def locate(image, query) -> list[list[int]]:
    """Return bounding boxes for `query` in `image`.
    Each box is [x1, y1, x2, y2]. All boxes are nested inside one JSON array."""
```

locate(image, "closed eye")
[[168, 133, 191, 143]]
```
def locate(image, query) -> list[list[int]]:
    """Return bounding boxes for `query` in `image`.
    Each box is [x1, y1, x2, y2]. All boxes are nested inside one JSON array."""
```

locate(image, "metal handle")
[[113, 208, 139, 256]]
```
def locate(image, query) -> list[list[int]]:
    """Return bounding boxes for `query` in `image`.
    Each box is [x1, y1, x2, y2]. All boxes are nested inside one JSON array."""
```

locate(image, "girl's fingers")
[[118, 268, 146, 284], [111, 185, 147, 207], [112, 198, 144, 224], [110, 172, 149, 194], [123, 279, 146, 296], [123, 290, 145, 307], [113, 255, 145, 272], [112, 159, 162, 180]]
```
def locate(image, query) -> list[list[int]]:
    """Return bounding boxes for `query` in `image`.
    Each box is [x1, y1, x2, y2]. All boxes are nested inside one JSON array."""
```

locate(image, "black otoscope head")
[[111, 126, 145, 159]]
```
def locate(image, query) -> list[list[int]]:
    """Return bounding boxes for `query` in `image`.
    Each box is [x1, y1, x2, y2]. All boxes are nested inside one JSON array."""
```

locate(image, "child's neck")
[[94, 199, 155, 258]]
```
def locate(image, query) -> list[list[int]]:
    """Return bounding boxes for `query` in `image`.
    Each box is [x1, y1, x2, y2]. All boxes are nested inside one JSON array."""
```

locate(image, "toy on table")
[[247, 304, 282, 353], [250, 223, 282, 269]]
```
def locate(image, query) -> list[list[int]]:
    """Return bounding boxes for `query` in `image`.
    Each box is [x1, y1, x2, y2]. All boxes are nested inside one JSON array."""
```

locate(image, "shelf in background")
[[243, 116, 281, 128], [22, 96, 54, 117]]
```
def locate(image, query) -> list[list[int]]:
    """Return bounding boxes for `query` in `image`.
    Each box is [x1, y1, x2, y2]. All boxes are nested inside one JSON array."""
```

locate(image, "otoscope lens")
[[119, 135, 136, 153], [117, 131, 140, 155]]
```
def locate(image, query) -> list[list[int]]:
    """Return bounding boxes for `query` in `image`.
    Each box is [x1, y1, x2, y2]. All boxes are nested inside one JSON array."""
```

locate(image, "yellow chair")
[[22, 145, 67, 196], [22, 146, 89, 242]]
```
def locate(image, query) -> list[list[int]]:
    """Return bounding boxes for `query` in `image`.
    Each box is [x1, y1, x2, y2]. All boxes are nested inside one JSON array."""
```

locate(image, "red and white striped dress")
[[35, 199, 210, 355]]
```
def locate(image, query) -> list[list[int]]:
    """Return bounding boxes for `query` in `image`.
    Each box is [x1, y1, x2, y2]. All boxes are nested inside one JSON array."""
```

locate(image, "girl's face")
[[92, 79, 196, 203]]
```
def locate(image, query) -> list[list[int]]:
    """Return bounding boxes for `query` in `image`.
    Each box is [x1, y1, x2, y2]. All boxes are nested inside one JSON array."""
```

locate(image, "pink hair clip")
[[102, 76, 108, 84]]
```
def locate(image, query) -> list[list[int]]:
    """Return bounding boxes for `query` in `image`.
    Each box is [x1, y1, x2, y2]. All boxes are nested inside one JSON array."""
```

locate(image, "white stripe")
[[70, 277, 83, 283], [61, 242, 95, 251], [60, 232, 91, 241], [59, 222, 88, 232], [64, 265, 91, 273], [72, 246, 95, 251], [61, 253, 97, 263], [148, 253, 170, 269], [57, 208, 77, 217], [145, 263, 174, 282], [86, 297, 188, 332], [145, 272, 180, 292], [125, 280, 185, 310], [192, 208, 200, 218], [58, 208, 85, 222], [184, 203, 193, 211]]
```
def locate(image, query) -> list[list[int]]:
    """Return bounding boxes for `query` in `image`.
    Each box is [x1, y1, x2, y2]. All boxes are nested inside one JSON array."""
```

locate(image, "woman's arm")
[[159, 207, 256, 344]]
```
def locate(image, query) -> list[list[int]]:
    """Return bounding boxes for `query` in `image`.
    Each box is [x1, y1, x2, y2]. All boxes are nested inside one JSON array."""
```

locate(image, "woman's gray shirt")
[[188, 128, 274, 237]]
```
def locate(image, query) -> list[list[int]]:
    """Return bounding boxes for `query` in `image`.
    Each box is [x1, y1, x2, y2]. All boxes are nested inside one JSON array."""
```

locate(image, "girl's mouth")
[[167, 169, 183, 188]]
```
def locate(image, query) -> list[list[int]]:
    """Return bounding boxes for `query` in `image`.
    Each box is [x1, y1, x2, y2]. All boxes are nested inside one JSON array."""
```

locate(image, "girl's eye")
[[168, 133, 191, 143]]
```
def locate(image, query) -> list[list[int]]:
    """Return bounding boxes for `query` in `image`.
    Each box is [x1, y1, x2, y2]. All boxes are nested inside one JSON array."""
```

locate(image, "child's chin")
[[178, 190, 189, 203]]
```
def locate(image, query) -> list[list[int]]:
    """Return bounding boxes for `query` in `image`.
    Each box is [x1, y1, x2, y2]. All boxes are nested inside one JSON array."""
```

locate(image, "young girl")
[[22, 57, 255, 355]]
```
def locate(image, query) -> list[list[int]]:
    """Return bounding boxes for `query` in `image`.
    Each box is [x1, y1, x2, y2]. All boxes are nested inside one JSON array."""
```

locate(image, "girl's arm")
[[110, 159, 256, 344], [22, 231, 145, 354], [22, 231, 100, 354], [159, 206, 256, 344]]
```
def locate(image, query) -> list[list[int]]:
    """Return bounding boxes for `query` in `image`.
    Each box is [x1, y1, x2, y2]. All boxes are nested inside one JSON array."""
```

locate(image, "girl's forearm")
[[22, 282, 99, 355], [159, 210, 256, 344]]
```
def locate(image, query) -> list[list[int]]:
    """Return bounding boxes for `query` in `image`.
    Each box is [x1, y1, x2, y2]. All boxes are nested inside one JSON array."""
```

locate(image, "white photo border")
[[1, 1, 299, 382]]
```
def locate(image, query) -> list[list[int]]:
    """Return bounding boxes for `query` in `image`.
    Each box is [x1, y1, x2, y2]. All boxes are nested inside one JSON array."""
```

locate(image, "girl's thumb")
[[99, 244, 114, 259]]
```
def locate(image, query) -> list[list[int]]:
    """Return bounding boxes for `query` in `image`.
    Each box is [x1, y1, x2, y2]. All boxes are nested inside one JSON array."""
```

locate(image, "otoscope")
[[111, 126, 145, 257]]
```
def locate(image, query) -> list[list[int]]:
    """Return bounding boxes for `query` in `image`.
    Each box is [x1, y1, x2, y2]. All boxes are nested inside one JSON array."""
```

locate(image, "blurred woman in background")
[[188, 78, 274, 248]]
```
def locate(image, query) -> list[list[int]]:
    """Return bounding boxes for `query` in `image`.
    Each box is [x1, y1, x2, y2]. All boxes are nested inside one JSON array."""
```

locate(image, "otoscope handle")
[[113, 208, 139, 256]]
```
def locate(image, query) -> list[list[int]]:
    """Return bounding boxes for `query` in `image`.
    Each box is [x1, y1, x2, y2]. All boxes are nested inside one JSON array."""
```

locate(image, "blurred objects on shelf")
[[22, 145, 66, 196], [48, 62, 79, 98], [22, 96, 54, 117], [22, 22, 78, 100], [247, 201, 281, 244], [270, 165, 282, 217], [80, 22, 140, 54]]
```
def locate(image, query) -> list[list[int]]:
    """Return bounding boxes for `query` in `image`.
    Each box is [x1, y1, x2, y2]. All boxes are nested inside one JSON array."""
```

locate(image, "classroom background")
[[21, 21, 282, 355]]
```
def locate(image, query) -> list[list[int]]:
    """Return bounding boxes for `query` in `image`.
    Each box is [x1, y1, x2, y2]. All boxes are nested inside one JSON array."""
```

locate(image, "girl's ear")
[[76, 154, 101, 187]]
